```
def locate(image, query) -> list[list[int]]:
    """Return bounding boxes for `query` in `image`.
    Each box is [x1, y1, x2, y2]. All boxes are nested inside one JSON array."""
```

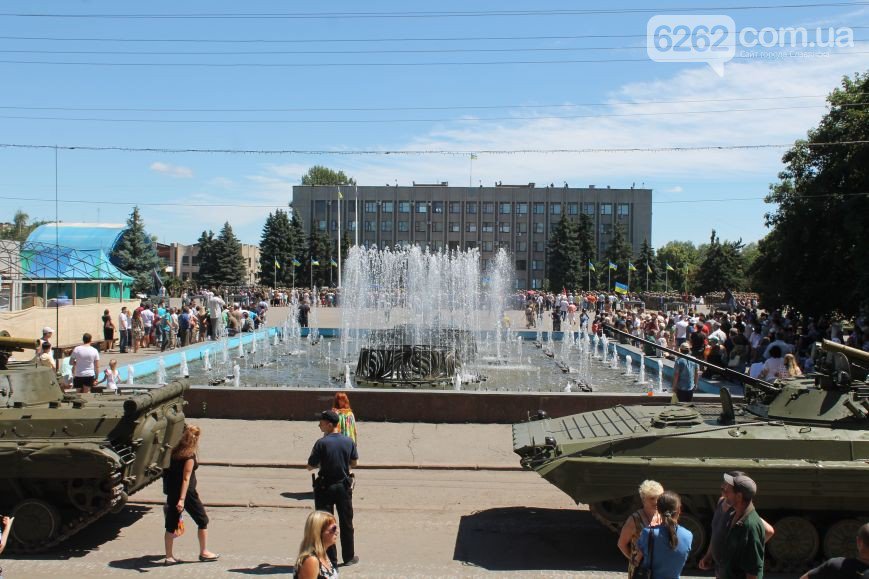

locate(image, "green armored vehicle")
[[513, 339, 869, 571], [0, 335, 189, 551]]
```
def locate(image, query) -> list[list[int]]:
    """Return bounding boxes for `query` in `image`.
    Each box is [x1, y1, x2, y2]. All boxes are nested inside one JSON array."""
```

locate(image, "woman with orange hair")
[[163, 424, 220, 565], [332, 392, 358, 444]]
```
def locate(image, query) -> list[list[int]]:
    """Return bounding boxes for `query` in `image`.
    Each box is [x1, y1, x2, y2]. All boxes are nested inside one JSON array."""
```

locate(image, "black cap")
[[319, 410, 340, 424]]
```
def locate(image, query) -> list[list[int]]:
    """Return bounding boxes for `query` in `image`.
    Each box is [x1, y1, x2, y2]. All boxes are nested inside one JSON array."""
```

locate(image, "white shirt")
[[70, 344, 100, 378], [141, 309, 154, 327], [118, 312, 129, 331], [105, 368, 119, 391]]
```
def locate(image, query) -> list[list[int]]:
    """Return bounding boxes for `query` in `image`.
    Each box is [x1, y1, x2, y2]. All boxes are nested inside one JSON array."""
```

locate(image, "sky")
[[0, 1, 866, 249]]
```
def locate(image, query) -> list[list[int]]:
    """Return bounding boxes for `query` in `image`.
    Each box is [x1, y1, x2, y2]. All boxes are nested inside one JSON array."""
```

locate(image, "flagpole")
[[646, 266, 649, 292], [608, 268, 611, 292], [337, 186, 342, 289], [354, 184, 359, 248], [628, 264, 631, 291], [274, 255, 277, 289]]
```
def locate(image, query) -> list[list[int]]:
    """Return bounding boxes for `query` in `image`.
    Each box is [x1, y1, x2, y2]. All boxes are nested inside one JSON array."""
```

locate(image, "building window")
[[600, 203, 613, 215], [483, 241, 494, 252], [365, 201, 377, 213], [382, 201, 394, 213], [466, 241, 477, 250], [181, 256, 190, 265], [599, 223, 612, 235], [583, 202, 596, 215], [317, 220, 327, 231], [467, 202, 477, 214], [432, 241, 444, 251], [432, 222, 443, 232], [384, 221, 395, 232], [399, 201, 411, 213], [500, 202, 511, 214], [515, 278, 525, 290], [415, 221, 426, 232], [517, 222, 528, 233], [533, 222, 544, 234], [534, 241, 546, 252], [568, 202, 578, 215], [331, 220, 338, 231], [448, 240, 461, 250], [551, 203, 562, 215], [450, 201, 461, 214], [516, 259, 527, 271], [516, 202, 528, 214], [480, 202, 493, 214], [516, 241, 527, 251], [533, 202, 545, 214], [315, 200, 326, 212], [364, 221, 375, 232], [498, 241, 510, 251], [498, 222, 511, 233], [532, 260, 543, 270], [466, 223, 477, 233], [618, 203, 630, 216], [482, 222, 494, 233], [432, 201, 444, 213], [449, 222, 460, 232], [532, 278, 542, 289]]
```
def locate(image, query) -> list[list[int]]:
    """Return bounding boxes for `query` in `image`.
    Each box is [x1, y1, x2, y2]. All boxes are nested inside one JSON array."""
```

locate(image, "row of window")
[[346, 201, 631, 216], [318, 218, 629, 235]]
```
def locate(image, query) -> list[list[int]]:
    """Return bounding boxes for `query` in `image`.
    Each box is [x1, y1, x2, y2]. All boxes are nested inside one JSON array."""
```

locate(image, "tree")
[[111, 206, 163, 295], [694, 230, 745, 295], [576, 213, 597, 290], [214, 222, 246, 286], [637, 239, 658, 291], [546, 215, 581, 291], [301, 165, 356, 186], [604, 224, 633, 285], [657, 240, 699, 293], [0, 210, 48, 242], [306, 229, 332, 287], [751, 72, 869, 316], [258, 209, 294, 286], [194, 230, 218, 288]]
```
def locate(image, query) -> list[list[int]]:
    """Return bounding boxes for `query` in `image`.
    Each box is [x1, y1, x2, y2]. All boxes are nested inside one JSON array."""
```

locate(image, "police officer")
[[306, 410, 359, 568]]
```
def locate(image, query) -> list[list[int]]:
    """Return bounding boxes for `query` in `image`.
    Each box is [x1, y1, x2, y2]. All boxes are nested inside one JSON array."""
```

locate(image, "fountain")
[[624, 354, 633, 377], [204, 349, 212, 371], [157, 357, 167, 385], [126, 365, 134, 385], [179, 352, 189, 378], [232, 363, 240, 388]]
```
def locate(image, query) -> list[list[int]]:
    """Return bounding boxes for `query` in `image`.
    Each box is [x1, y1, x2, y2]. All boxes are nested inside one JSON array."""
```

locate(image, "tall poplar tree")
[[111, 206, 163, 294]]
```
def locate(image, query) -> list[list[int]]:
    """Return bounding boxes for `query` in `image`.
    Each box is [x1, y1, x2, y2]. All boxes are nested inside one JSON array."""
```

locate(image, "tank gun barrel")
[[601, 324, 777, 393], [123, 380, 190, 418], [822, 339, 869, 364], [0, 336, 41, 352]]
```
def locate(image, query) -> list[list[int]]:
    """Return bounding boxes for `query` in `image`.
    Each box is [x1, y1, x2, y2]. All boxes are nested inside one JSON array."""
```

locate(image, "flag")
[[628, 262, 637, 272], [274, 258, 281, 270], [311, 258, 320, 266], [614, 282, 628, 294], [666, 262, 675, 271], [470, 153, 478, 160], [647, 264, 653, 273], [330, 258, 338, 267], [337, 189, 343, 199], [588, 261, 596, 272], [608, 261, 617, 270], [292, 258, 301, 267]]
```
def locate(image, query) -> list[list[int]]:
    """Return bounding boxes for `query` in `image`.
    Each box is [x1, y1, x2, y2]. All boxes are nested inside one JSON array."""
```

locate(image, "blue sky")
[[0, 1, 866, 248]]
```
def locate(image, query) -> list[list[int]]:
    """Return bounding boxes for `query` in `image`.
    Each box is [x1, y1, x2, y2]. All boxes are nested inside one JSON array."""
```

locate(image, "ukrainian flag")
[[330, 258, 338, 267], [628, 262, 637, 272], [337, 189, 343, 199], [647, 264, 653, 273], [614, 282, 628, 294], [588, 261, 596, 272], [608, 261, 617, 270], [666, 262, 675, 271], [292, 258, 301, 267], [311, 258, 320, 266], [274, 258, 281, 270]]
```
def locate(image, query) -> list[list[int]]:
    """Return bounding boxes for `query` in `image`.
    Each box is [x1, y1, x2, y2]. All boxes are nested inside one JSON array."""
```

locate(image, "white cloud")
[[665, 186, 684, 193], [150, 162, 194, 179]]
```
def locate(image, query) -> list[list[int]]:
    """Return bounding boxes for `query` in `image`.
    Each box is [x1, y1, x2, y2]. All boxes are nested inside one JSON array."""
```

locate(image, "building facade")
[[160, 242, 261, 286], [292, 183, 652, 290]]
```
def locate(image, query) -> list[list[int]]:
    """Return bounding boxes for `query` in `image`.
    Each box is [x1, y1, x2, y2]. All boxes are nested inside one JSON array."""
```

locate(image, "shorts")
[[73, 376, 95, 389]]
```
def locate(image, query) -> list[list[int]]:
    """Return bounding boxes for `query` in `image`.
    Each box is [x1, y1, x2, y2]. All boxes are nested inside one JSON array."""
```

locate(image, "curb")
[[200, 460, 523, 472]]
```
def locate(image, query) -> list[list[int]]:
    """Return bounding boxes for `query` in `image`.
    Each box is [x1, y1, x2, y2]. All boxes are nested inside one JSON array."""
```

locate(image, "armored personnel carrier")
[[513, 338, 869, 571], [0, 335, 189, 552]]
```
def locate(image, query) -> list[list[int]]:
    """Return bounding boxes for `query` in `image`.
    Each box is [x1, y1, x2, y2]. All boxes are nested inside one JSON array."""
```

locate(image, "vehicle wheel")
[[589, 496, 637, 532], [823, 518, 863, 559], [67, 478, 109, 512], [10, 499, 61, 548], [768, 516, 819, 571], [678, 512, 708, 565]]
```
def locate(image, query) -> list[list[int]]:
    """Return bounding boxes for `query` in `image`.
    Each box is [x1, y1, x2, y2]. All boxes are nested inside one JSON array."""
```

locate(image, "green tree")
[[301, 165, 356, 186], [576, 213, 597, 290], [751, 72, 869, 316], [194, 230, 218, 288], [657, 240, 699, 293], [637, 239, 658, 292], [604, 224, 633, 285], [214, 222, 246, 286], [694, 230, 745, 295], [546, 215, 581, 291], [306, 229, 332, 287], [0, 210, 48, 242], [258, 209, 294, 286], [111, 206, 163, 295]]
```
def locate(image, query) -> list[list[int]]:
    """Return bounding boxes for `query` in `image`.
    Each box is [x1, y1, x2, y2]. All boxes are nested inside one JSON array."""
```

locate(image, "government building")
[[292, 182, 652, 290]]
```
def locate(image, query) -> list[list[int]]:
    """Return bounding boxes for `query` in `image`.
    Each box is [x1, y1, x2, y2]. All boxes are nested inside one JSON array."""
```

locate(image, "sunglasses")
[[325, 524, 338, 534]]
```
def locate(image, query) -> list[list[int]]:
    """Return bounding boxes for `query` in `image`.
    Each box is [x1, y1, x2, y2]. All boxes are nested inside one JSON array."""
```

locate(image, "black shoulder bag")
[[631, 527, 656, 579]]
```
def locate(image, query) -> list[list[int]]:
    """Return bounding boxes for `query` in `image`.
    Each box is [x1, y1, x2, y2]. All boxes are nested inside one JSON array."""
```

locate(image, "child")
[[96, 359, 120, 393]]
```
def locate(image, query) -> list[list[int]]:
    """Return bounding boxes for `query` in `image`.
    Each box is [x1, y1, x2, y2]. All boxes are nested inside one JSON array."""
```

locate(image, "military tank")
[[0, 335, 189, 552], [513, 336, 869, 571]]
